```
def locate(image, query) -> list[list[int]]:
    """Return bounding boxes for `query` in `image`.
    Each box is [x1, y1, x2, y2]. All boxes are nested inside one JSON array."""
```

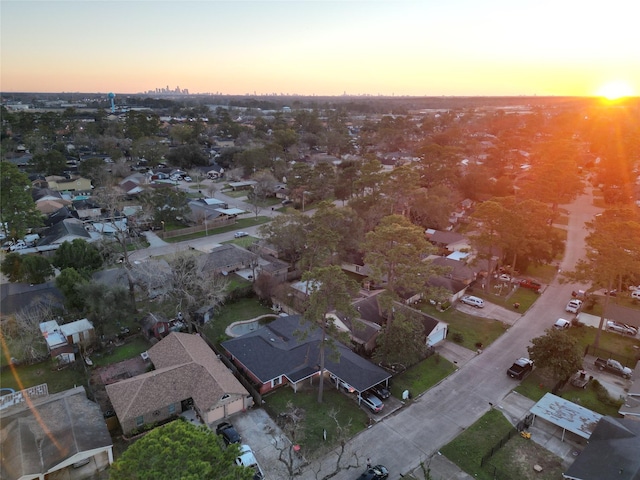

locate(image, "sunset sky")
[[1, 0, 639, 97]]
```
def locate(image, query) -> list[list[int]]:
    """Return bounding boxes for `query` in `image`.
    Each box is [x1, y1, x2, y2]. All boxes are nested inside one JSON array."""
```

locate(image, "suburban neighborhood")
[[1, 93, 640, 480]]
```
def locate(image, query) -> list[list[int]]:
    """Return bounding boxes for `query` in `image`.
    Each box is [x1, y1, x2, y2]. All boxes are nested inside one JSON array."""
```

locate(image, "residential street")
[[296, 186, 602, 479]]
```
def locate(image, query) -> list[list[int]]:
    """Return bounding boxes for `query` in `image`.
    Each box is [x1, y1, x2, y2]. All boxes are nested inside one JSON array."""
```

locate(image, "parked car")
[[234, 231, 249, 238], [330, 374, 356, 393], [507, 358, 534, 379], [9, 240, 28, 252], [604, 289, 618, 297], [369, 383, 391, 399], [235, 444, 264, 480], [183, 176, 193, 182], [281, 199, 293, 205], [606, 321, 638, 336], [216, 422, 241, 445], [565, 299, 583, 314], [360, 391, 384, 413], [553, 318, 571, 330], [357, 464, 389, 480], [460, 295, 484, 308], [519, 279, 542, 293], [632, 290, 640, 300], [498, 274, 511, 282]]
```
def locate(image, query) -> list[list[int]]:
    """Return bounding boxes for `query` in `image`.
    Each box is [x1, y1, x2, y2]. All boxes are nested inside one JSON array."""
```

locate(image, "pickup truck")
[[594, 358, 633, 379]]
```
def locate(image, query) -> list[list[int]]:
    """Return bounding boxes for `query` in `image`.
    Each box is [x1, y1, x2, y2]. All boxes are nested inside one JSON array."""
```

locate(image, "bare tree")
[[166, 252, 230, 332], [2, 300, 57, 362]]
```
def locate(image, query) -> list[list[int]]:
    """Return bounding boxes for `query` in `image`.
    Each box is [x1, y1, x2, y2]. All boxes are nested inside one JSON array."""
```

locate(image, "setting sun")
[[596, 80, 635, 100]]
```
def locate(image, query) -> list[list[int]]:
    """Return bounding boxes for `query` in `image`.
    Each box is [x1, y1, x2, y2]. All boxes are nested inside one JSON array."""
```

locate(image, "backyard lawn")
[[1, 359, 89, 395], [440, 408, 564, 480], [262, 385, 369, 457]]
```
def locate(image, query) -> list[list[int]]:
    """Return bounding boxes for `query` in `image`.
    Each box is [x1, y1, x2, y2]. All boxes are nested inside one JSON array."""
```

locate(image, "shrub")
[[452, 332, 464, 343]]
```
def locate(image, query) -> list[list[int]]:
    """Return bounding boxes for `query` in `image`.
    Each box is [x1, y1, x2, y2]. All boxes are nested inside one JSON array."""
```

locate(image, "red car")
[[519, 279, 542, 293]]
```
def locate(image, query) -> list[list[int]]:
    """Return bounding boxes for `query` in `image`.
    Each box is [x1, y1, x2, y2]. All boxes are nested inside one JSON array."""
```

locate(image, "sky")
[[1, 0, 639, 97]]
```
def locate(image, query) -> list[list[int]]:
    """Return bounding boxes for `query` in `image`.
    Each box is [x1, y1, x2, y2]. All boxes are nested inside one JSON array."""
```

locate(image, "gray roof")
[[222, 315, 390, 392], [563, 417, 640, 480], [198, 244, 257, 272], [39, 218, 90, 245], [428, 230, 466, 246], [0, 387, 112, 479], [0, 280, 64, 317]]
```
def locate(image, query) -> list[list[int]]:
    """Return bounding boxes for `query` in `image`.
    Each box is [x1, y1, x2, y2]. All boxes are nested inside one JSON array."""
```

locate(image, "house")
[[187, 200, 224, 224], [221, 315, 391, 395], [44, 175, 93, 192], [563, 416, 640, 480], [425, 229, 470, 253], [0, 386, 113, 480], [39, 318, 95, 363], [0, 281, 64, 320], [105, 332, 251, 435], [72, 198, 101, 220], [198, 244, 258, 275], [38, 218, 95, 246]]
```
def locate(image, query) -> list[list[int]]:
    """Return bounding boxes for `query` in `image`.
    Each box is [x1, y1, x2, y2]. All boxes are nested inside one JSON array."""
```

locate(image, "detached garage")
[[106, 333, 251, 435]]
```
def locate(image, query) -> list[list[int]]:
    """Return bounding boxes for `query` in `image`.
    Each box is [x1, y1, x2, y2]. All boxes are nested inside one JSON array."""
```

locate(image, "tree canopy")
[[0, 162, 42, 240], [527, 329, 583, 392], [109, 420, 252, 480], [52, 239, 103, 274]]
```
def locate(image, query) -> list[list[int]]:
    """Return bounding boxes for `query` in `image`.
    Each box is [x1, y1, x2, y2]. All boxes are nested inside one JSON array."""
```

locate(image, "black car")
[[507, 358, 534, 379], [369, 384, 391, 400], [357, 464, 389, 480], [216, 421, 241, 445]]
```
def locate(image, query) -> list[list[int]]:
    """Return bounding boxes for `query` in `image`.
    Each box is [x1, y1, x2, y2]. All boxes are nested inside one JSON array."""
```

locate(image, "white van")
[[632, 290, 640, 300], [460, 295, 485, 308]]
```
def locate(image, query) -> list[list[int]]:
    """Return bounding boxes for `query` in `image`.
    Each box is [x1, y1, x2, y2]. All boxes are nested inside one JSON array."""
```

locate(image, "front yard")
[[389, 353, 456, 399]]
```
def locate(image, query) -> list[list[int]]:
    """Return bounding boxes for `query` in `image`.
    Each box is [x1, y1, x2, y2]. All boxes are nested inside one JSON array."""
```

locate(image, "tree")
[[75, 282, 131, 336], [302, 266, 359, 403], [52, 239, 103, 274], [374, 309, 428, 366], [55, 267, 89, 311], [363, 215, 437, 299], [166, 252, 230, 333], [110, 420, 252, 480], [258, 210, 311, 268], [527, 329, 583, 393], [246, 169, 278, 218], [0, 301, 54, 362], [0, 253, 52, 284], [30, 150, 67, 175], [0, 162, 42, 240]]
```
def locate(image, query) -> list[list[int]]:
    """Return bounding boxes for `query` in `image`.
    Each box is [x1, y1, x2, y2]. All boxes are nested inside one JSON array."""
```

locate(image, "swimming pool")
[[226, 315, 277, 337]]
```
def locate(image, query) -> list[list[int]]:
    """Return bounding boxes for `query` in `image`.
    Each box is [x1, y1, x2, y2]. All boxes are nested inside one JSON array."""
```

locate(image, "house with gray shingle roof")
[[0, 386, 113, 479], [221, 315, 391, 395], [198, 244, 258, 275], [106, 332, 251, 435]]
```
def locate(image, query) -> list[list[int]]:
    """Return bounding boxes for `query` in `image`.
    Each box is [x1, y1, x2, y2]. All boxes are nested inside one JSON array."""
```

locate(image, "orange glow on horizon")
[[596, 81, 635, 100]]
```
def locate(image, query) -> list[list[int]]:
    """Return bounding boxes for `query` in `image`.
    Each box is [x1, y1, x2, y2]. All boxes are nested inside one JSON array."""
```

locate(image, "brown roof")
[[106, 333, 248, 422]]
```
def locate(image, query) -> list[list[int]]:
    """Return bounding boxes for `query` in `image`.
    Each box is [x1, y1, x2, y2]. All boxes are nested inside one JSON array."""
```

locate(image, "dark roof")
[[222, 315, 390, 392], [0, 387, 112, 478], [563, 416, 640, 480], [32, 188, 63, 201], [198, 244, 257, 271], [427, 275, 468, 295], [43, 207, 79, 227], [0, 281, 64, 317], [431, 257, 475, 281], [38, 218, 89, 245], [428, 230, 466, 246]]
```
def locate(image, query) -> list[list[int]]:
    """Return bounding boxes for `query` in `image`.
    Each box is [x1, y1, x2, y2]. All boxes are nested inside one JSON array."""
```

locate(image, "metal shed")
[[529, 392, 602, 441]]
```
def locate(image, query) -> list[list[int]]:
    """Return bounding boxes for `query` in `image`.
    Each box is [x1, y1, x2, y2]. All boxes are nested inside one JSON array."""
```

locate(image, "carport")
[[529, 393, 602, 442]]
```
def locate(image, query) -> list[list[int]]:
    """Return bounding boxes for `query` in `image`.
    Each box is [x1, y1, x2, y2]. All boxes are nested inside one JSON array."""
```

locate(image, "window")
[[136, 416, 144, 427], [272, 376, 282, 387], [168, 404, 176, 414]]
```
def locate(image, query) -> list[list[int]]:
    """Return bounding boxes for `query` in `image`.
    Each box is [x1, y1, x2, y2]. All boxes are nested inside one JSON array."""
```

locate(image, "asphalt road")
[[302, 186, 603, 480]]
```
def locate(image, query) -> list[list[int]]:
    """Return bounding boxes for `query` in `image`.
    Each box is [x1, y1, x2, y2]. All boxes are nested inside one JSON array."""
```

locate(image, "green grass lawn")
[[523, 263, 558, 284], [567, 323, 640, 362], [419, 304, 508, 350], [91, 335, 151, 367], [163, 216, 272, 242], [390, 353, 456, 398], [1, 359, 89, 395], [201, 297, 273, 343], [262, 385, 368, 457]]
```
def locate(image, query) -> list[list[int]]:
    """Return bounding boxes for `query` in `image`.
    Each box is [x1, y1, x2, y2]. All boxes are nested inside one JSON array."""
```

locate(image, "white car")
[[460, 295, 485, 308], [235, 445, 264, 479], [565, 299, 583, 314], [553, 318, 571, 330], [606, 321, 638, 336], [234, 231, 249, 238], [498, 274, 511, 282]]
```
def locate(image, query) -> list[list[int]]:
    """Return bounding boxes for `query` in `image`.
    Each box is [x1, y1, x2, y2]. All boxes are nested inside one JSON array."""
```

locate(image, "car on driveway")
[[360, 391, 384, 413], [553, 318, 571, 330], [216, 421, 241, 445], [330, 374, 356, 393], [507, 358, 534, 379], [236, 444, 264, 480], [606, 321, 638, 336], [460, 295, 484, 308], [234, 231, 249, 238], [357, 464, 389, 480], [369, 384, 390, 399]]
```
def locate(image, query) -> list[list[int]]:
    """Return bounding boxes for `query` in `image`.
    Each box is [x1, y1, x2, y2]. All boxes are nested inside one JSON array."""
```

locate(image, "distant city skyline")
[[1, 1, 638, 98]]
